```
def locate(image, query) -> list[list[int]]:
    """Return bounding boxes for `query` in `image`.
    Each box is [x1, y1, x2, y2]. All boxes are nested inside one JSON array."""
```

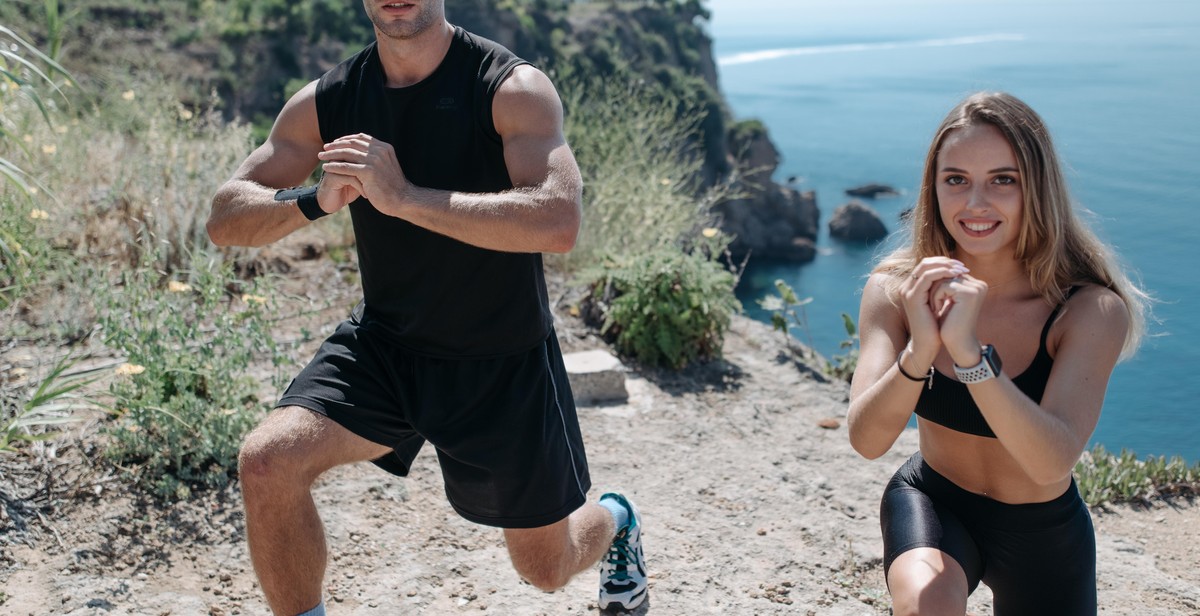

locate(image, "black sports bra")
[[913, 287, 1080, 438]]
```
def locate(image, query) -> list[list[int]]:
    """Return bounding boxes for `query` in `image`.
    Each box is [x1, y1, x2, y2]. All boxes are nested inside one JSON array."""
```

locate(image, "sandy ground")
[[2, 250, 1198, 616]]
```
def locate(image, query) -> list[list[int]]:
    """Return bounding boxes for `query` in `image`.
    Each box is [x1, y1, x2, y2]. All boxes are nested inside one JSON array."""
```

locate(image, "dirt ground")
[[2, 240, 1198, 615]]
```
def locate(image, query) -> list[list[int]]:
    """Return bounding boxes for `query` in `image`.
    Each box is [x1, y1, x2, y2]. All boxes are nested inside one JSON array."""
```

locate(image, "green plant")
[[826, 313, 859, 382], [758, 280, 859, 381], [99, 255, 288, 500], [1074, 445, 1200, 507], [584, 241, 741, 369], [0, 355, 98, 453], [758, 279, 817, 352]]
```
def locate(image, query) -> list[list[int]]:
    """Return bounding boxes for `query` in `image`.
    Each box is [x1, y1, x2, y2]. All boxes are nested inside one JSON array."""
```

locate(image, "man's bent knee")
[[505, 521, 574, 592], [512, 561, 572, 593], [238, 407, 324, 492]]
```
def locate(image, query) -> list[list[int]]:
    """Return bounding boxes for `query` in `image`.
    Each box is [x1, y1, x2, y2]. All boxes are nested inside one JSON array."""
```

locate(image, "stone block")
[[563, 350, 628, 404]]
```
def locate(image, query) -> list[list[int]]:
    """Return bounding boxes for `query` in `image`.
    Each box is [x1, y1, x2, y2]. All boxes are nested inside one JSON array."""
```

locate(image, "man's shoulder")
[[322, 43, 378, 83], [454, 26, 527, 66]]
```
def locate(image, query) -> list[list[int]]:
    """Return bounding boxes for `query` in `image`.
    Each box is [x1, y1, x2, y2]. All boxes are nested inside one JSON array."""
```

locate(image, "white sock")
[[599, 496, 630, 531]]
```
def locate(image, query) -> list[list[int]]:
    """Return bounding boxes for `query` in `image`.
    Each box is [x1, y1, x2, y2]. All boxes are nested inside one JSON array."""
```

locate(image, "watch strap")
[[953, 344, 1001, 384], [274, 185, 327, 221]]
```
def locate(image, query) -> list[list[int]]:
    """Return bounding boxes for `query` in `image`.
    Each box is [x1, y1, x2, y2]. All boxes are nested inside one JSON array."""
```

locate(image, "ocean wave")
[[717, 34, 1026, 67]]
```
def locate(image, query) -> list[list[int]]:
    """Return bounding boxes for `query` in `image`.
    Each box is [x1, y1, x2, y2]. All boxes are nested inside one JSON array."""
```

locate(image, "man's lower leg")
[[243, 482, 328, 615]]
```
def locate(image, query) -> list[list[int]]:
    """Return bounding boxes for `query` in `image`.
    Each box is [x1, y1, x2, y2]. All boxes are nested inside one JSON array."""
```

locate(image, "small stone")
[[757, 528, 767, 536], [817, 418, 840, 430]]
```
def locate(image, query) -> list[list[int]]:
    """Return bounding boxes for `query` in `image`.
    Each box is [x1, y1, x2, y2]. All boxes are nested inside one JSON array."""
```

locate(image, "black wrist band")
[[896, 349, 933, 388], [274, 185, 327, 221]]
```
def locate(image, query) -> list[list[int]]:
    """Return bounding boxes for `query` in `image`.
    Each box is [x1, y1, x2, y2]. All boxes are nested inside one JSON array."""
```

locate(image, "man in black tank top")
[[208, 2, 646, 614]]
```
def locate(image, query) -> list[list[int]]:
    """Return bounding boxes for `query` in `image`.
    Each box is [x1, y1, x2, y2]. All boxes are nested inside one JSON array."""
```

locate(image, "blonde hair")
[[875, 92, 1147, 356]]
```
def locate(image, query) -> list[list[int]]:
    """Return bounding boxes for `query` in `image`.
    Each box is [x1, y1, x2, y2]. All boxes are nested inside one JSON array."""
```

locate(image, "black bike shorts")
[[880, 452, 1096, 615], [277, 317, 591, 529]]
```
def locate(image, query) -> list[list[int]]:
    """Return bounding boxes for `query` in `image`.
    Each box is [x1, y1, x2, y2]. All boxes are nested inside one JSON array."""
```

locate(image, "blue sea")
[[707, 0, 1200, 461]]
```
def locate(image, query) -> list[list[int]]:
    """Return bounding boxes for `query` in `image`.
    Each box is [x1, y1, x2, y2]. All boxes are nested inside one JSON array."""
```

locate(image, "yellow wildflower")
[[241, 293, 267, 305], [23, 134, 33, 143], [41, 144, 57, 155], [660, 178, 672, 186], [701, 227, 719, 238], [167, 280, 192, 293], [122, 90, 136, 101], [29, 209, 50, 220], [179, 108, 194, 121], [115, 363, 147, 377], [126, 424, 140, 432]]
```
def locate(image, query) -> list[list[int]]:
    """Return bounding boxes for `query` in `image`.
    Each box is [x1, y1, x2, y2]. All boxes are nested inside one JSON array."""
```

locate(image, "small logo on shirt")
[[435, 96, 458, 110]]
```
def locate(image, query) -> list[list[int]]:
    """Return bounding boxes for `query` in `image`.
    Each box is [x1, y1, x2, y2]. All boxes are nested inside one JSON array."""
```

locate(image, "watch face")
[[983, 344, 1002, 375]]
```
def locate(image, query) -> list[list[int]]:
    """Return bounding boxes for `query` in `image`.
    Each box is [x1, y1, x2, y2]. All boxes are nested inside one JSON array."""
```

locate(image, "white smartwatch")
[[953, 344, 1002, 384]]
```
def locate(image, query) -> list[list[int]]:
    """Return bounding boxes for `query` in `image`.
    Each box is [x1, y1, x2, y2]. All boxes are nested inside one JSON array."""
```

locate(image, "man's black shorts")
[[277, 316, 591, 529]]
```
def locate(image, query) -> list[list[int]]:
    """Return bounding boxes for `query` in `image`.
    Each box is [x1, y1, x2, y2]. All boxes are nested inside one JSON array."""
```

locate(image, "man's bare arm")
[[317, 65, 583, 253], [207, 81, 343, 247]]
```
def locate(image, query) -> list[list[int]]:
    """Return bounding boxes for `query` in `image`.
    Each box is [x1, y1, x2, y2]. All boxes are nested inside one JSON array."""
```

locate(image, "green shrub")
[[1074, 445, 1200, 507], [100, 255, 288, 500], [584, 241, 741, 369]]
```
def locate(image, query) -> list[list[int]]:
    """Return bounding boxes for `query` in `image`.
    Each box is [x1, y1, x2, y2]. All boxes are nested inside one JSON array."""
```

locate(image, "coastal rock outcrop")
[[829, 200, 888, 242], [845, 183, 899, 198], [718, 124, 819, 262]]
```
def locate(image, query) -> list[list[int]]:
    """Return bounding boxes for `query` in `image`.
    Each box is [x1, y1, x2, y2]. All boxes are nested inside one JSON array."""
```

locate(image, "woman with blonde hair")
[[847, 91, 1147, 615]]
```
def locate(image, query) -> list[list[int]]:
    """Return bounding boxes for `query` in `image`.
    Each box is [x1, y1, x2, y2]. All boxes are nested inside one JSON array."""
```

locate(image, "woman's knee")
[[887, 549, 970, 616]]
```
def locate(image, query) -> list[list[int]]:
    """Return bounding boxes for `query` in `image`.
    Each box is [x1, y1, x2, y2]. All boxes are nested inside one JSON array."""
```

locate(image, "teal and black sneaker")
[[598, 493, 647, 612]]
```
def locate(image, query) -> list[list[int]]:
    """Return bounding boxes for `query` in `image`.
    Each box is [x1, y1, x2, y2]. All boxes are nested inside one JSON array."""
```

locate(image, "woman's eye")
[[945, 175, 966, 186], [993, 175, 1017, 185]]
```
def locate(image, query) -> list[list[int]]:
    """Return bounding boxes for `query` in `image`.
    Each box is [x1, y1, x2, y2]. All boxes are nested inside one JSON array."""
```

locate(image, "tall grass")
[[1, 17, 298, 499], [0, 22, 75, 191], [0, 355, 100, 453], [556, 73, 733, 273], [1, 79, 262, 345]]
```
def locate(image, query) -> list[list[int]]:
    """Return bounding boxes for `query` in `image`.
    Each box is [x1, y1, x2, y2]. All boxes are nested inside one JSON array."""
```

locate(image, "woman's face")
[[935, 123, 1024, 260]]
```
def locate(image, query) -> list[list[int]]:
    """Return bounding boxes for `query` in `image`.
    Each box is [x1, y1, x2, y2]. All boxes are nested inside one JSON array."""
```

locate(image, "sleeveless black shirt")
[[913, 288, 1079, 437], [315, 27, 552, 358]]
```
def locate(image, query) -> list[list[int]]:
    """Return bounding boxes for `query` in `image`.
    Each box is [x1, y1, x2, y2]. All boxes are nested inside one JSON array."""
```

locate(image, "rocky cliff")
[[446, 0, 819, 263]]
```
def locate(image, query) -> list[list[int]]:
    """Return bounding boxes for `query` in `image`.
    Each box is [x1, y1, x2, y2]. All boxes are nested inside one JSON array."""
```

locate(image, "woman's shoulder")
[[1067, 283, 1126, 310], [1057, 283, 1131, 336], [862, 271, 903, 304]]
